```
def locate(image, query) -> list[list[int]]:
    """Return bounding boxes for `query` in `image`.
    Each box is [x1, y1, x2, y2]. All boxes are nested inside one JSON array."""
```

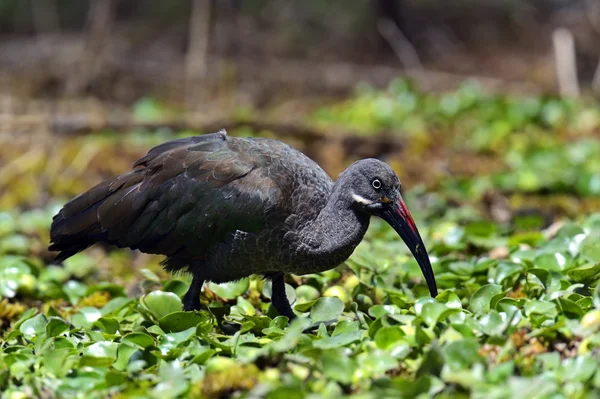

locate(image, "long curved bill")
[[381, 196, 438, 297]]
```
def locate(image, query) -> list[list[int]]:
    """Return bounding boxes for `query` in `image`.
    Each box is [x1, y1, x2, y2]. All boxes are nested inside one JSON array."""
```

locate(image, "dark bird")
[[49, 130, 438, 319]]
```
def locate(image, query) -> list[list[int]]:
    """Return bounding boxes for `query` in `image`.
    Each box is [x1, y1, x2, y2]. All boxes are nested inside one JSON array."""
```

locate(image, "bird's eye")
[[372, 179, 382, 190]]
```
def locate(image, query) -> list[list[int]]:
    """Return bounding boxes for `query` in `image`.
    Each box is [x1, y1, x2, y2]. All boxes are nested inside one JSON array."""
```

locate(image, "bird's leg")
[[270, 272, 296, 320], [183, 274, 204, 311]]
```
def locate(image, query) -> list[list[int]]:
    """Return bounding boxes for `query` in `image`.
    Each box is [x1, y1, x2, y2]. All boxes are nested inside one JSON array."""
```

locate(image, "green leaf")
[[19, 313, 47, 341], [313, 330, 363, 349], [159, 311, 209, 333], [561, 355, 597, 382], [442, 339, 483, 371], [94, 317, 120, 334], [82, 341, 118, 362], [478, 310, 507, 336], [45, 317, 70, 337], [555, 297, 584, 318], [71, 307, 102, 329], [421, 302, 461, 327], [209, 278, 250, 300], [470, 284, 503, 314], [141, 290, 183, 320], [374, 326, 405, 349], [321, 348, 355, 383], [580, 234, 600, 262], [567, 262, 600, 283], [310, 297, 344, 324], [121, 332, 155, 349]]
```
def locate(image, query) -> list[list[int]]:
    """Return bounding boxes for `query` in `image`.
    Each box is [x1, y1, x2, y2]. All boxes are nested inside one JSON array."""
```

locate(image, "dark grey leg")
[[270, 272, 296, 320], [183, 274, 204, 311]]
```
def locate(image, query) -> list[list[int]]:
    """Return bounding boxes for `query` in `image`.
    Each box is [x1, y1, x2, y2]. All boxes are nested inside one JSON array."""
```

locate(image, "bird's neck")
[[296, 180, 370, 267]]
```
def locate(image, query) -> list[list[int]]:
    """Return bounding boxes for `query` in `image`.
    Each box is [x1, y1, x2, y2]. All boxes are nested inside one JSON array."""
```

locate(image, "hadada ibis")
[[49, 130, 438, 320]]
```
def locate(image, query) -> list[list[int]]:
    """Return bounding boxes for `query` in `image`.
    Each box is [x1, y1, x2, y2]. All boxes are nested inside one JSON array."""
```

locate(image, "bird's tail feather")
[[48, 170, 143, 262]]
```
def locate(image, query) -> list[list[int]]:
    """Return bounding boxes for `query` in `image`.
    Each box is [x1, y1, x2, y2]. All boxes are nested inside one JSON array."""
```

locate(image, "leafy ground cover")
[[1, 82, 600, 398]]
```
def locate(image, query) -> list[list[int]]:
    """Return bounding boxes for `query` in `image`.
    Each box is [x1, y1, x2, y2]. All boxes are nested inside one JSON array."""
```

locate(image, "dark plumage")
[[49, 130, 438, 318]]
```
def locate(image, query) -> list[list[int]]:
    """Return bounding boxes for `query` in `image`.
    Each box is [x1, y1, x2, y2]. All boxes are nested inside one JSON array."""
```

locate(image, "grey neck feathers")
[[298, 170, 370, 259]]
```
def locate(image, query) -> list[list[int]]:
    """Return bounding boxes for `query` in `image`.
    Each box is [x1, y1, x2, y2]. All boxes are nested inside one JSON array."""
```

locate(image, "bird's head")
[[344, 158, 438, 298]]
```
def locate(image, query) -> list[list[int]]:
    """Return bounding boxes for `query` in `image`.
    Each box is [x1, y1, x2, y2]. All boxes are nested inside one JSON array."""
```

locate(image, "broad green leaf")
[[374, 326, 405, 349], [122, 332, 155, 349], [567, 262, 600, 283], [321, 348, 355, 383], [421, 302, 461, 327], [442, 339, 483, 371], [209, 278, 250, 300], [19, 314, 47, 341], [71, 307, 102, 329], [313, 330, 363, 349], [561, 355, 597, 382], [141, 290, 183, 320], [159, 311, 209, 333], [45, 317, 70, 337], [478, 310, 506, 336], [310, 297, 344, 323], [470, 284, 503, 314], [580, 234, 600, 262]]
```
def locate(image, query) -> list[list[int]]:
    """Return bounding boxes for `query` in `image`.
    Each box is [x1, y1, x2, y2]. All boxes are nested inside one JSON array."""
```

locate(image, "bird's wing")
[[49, 132, 282, 263]]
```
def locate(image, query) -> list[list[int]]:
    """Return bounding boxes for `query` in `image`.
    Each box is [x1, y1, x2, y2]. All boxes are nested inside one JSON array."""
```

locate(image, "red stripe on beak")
[[397, 197, 418, 235]]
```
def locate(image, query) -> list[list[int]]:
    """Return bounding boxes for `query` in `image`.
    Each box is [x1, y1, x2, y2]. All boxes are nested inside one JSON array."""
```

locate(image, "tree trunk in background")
[[64, 0, 115, 96], [377, 0, 410, 54], [186, 0, 214, 109]]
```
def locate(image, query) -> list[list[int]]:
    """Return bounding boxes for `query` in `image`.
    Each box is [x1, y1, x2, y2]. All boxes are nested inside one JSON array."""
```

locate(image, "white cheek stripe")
[[352, 193, 373, 205]]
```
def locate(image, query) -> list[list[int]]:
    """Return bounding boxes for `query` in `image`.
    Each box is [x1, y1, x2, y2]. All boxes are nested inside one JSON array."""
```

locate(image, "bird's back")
[[49, 131, 333, 279]]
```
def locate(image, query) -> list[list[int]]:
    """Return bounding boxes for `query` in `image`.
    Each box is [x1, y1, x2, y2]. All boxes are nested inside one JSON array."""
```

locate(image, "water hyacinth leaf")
[[71, 307, 102, 329], [310, 297, 344, 323], [101, 297, 133, 316], [442, 339, 483, 371], [416, 346, 444, 378], [374, 326, 405, 349], [436, 291, 462, 309], [19, 313, 47, 340], [555, 297, 584, 318], [561, 355, 597, 382], [162, 279, 189, 297], [294, 299, 318, 313], [122, 332, 155, 349], [81, 341, 118, 367], [44, 348, 79, 377], [63, 280, 88, 304], [63, 253, 96, 279], [358, 349, 399, 378], [580, 234, 600, 262], [567, 262, 600, 283], [313, 330, 363, 349], [528, 268, 551, 290], [94, 317, 120, 334], [0, 256, 31, 298], [209, 278, 250, 300], [86, 282, 127, 298], [45, 317, 70, 337], [493, 262, 523, 285], [478, 310, 507, 336], [141, 290, 183, 320], [159, 311, 209, 333], [421, 302, 461, 328], [321, 348, 355, 384], [470, 284, 503, 314]]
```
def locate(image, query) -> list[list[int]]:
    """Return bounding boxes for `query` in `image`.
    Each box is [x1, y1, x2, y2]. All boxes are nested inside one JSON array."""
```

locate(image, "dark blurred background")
[[1, 0, 600, 217], [1, 0, 599, 106]]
